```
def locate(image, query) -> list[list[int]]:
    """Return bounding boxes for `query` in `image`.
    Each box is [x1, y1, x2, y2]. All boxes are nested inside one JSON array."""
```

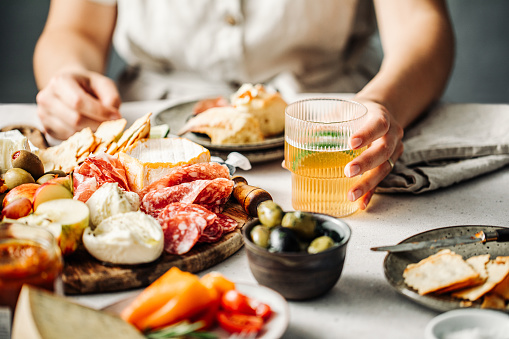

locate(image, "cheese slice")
[[12, 285, 144, 339], [0, 130, 30, 173], [118, 137, 210, 193]]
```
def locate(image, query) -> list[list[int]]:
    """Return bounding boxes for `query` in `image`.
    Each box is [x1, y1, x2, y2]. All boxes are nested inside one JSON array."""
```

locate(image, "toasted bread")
[[177, 107, 264, 145]]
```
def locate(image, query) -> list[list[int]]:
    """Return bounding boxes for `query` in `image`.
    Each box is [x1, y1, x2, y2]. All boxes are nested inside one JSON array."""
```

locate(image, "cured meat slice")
[[158, 202, 216, 232], [139, 162, 230, 198], [215, 213, 238, 233], [73, 153, 130, 202], [141, 178, 233, 218], [159, 213, 201, 255], [198, 222, 223, 243]]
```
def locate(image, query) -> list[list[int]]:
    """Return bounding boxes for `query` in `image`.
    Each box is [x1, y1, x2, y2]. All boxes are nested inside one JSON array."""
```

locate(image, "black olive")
[[269, 226, 300, 253]]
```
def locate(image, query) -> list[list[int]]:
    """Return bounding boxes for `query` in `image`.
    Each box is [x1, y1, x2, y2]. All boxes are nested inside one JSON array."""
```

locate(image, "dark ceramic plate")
[[384, 225, 509, 312], [154, 100, 284, 151]]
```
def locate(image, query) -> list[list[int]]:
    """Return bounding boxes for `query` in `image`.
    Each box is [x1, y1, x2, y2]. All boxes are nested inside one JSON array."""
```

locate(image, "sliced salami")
[[140, 162, 230, 198], [158, 213, 201, 255], [158, 202, 216, 232], [198, 222, 223, 243], [141, 178, 233, 218], [215, 213, 238, 233]]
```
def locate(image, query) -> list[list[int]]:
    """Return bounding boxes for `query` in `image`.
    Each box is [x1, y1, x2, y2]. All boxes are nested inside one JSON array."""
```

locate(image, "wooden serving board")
[[62, 199, 251, 295]]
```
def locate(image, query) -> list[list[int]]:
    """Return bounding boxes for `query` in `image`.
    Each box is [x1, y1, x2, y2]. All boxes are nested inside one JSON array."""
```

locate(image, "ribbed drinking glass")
[[284, 98, 368, 217]]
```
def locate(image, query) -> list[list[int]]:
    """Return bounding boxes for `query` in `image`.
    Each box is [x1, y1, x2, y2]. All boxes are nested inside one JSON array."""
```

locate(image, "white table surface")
[[2, 97, 508, 339]]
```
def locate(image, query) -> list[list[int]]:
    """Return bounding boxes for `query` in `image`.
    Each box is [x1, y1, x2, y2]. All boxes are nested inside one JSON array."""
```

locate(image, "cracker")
[[452, 258, 509, 301], [93, 118, 127, 154], [403, 249, 480, 295], [481, 293, 506, 309], [115, 113, 152, 152]]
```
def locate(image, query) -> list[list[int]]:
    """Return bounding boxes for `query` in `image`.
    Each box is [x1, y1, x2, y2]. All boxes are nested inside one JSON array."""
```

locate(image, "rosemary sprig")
[[144, 321, 218, 339]]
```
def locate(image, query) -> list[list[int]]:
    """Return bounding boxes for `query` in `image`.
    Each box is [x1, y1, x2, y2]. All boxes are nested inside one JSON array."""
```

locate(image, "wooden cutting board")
[[62, 199, 252, 295]]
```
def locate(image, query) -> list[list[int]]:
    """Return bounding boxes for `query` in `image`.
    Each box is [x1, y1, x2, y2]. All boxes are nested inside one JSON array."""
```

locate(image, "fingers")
[[345, 120, 403, 177], [347, 140, 404, 205], [36, 71, 121, 139], [54, 73, 121, 121], [348, 102, 391, 151]]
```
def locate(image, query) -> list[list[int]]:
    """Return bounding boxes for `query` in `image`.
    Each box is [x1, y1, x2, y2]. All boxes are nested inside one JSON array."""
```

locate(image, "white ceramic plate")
[[383, 225, 509, 312], [102, 282, 290, 339]]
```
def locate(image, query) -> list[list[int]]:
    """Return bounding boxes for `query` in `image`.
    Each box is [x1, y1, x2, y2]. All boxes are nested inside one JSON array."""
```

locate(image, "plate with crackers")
[[383, 225, 509, 312]]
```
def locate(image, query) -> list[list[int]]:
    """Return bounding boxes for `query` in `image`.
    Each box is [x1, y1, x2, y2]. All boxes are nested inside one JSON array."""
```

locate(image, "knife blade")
[[370, 228, 509, 252]]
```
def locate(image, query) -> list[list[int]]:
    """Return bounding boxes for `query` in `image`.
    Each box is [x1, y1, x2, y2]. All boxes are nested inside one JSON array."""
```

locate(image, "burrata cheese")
[[82, 211, 163, 264]]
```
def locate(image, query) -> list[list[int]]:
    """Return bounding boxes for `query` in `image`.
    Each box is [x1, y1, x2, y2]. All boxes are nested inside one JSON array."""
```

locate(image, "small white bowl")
[[425, 309, 509, 339]]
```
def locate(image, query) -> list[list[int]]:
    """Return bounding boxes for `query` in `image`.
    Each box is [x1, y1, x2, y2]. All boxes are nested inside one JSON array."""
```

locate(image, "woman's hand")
[[344, 100, 404, 210], [36, 70, 121, 140]]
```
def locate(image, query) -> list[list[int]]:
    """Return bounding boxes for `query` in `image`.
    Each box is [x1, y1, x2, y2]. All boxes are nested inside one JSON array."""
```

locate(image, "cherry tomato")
[[220, 290, 272, 320], [217, 311, 263, 334]]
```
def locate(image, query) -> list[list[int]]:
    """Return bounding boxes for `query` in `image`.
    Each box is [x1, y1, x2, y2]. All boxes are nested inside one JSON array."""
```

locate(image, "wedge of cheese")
[[118, 137, 210, 193], [0, 130, 30, 173], [12, 285, 144, 339]]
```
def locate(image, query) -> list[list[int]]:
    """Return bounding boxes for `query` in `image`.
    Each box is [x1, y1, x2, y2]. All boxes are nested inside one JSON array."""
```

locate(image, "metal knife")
[[370, 227, 509, 252]]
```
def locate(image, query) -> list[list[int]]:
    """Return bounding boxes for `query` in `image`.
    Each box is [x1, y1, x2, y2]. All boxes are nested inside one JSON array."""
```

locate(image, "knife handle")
[[495, 228, 509, 242], [232, 176, 272, 217]]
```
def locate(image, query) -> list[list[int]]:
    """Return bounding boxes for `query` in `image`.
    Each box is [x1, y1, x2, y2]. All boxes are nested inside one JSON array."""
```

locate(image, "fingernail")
[[350, 137, 362, 149], [348, 189, 362, 202], [346, 164, 360, 177]]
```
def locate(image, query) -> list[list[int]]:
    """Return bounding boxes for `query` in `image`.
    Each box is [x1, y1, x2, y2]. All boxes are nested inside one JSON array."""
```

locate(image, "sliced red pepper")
[[221, 290, 272, 320], [217, 311, 263, 334]]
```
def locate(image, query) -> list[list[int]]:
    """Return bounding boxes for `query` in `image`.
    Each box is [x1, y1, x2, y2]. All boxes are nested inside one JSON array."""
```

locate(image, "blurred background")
[[1, 0, 508, 104]]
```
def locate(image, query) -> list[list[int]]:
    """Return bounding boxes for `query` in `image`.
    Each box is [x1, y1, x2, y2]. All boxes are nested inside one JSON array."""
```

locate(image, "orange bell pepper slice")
[[120, 267, 198, 327], [138, 278, 215, 330]]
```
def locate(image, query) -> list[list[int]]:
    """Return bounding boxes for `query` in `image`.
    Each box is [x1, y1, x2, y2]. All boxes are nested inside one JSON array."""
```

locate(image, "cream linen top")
[[92, 0, 380, 101]]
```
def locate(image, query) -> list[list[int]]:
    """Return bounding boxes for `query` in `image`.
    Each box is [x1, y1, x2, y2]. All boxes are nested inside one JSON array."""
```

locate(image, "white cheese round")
[[83, 211, 163, 265], [86, 182, 140, 228]]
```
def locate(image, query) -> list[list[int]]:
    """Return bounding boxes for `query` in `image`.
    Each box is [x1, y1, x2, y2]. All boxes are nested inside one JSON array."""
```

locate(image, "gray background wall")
[[1, 1, 508, 104]]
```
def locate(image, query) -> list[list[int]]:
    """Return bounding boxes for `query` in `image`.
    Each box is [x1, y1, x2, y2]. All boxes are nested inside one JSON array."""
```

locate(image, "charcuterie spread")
[[1, 116, 253, 294]]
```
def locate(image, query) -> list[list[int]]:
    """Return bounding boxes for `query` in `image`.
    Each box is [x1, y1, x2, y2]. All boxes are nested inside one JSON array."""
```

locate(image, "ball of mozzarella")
[[83, 211, 163, 265]]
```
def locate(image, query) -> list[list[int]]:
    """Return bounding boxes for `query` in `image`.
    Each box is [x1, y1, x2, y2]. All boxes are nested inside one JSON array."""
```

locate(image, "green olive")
[[257, 200, 284, 228], [3, 168, 35, 189], [307, 236, 335, 254], [250, 225, 271, 249], [281, 211, 316, 240]]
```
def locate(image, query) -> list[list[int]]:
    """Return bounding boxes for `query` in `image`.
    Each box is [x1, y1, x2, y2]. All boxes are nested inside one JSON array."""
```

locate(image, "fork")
[[227, 330, 258, 339]]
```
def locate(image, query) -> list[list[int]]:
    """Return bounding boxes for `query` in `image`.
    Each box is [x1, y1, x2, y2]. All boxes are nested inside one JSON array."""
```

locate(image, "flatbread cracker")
[[452, 258, 509, 301], [481, 293, 506, 309], [93, 118, 127, 154], [115, 113, 151, 152], [403, 249, 480, 295]]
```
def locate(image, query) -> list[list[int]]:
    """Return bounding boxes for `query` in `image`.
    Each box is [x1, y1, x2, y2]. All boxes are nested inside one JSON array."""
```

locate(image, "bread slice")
[[403, 249, 480, 295], [177, 107, 264, 145], [231, 83, 287, 137]]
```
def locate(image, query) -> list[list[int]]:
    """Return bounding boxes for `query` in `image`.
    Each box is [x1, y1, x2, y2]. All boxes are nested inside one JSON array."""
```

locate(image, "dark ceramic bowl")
[[242, 213, 351, 300]]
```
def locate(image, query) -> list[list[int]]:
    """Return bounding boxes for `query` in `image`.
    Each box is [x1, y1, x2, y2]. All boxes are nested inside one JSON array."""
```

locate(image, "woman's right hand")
[[36, 70, 122, 140]]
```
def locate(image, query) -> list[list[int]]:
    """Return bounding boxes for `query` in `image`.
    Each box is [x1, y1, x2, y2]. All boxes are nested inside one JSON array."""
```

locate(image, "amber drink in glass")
[[285, 98, 368, 217]]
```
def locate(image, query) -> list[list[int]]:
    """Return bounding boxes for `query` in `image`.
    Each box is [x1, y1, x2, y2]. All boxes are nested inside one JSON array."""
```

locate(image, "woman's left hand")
[[344, 100, 404, 210]]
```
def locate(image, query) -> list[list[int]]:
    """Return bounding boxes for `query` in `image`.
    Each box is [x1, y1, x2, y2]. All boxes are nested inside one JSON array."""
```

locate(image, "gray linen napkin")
[[377, 103, 509, 193]]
